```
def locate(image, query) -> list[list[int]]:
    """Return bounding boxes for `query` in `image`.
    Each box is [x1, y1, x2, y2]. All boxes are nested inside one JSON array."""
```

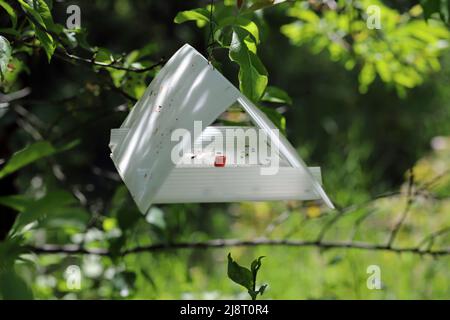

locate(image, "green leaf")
[[258, 283, 268, 296], [229, 28, 268, 102], [251, 256, 266, 299], [36, 28, 56, 62], [117, 206, 142, 231], [43, 0, 53, 11], [219, 16, 260, 43], [110, 185, 128, 214], [227, 253, 254, 291], [73, 28, 91, 50], [174, 8, 210, 27], [12, 190, 77, 233], [262, 86, 293, 105], [0, 236, 26, 271], [95, 47, 114, 64], [19, 0, 56, 62], [0, 269, 33, 299], [0, 28, 20, 37], [358, 63, 376, 94], [0, 195, 32, 212], [375, 60, 392, 82], [0, 141, 55, 179], [108, 234, 126, 259], [39, 207, 90, 229], [440, 0, 450, 22], [0, 35, 12, 82], [227, 253, 267, 300], [0, 140, 78, 180], [23, 0, 54, 28], [135, 42, 159, 60], [0, 1, 17, 28], [259, 105, 286, 133], [111, 186, 142, 231], [250, 255, 265, 275], [421, 0, 449, 22]]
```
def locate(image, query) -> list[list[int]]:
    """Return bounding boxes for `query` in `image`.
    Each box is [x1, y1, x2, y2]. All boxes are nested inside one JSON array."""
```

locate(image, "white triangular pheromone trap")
[[109, 44, 334, 213]]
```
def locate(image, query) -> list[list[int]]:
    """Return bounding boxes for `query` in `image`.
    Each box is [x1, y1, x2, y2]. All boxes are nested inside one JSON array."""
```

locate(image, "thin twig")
[[387, 169, 415, 247], [316, 210, 344, 242], [417, 227, 450, 251], [56, 50, 166, 73]]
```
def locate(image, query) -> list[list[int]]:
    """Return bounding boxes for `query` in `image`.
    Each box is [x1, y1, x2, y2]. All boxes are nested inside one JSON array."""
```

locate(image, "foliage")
[[281, 0, 449, 96], [0, 0, 161, 102], [0, 140, 77, 179], [174, 1, 286, 129], [227, 253, 267, 300], [175, 2, 268, 103], [0, 0, 449, 300], [421, 0, 450, 23]]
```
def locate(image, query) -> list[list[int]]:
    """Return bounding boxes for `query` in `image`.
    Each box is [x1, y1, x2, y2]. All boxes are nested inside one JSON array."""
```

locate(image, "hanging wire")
[[207, 0, 216, 63]]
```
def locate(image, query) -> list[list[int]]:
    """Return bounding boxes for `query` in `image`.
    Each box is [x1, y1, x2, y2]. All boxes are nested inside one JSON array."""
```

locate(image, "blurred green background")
[[0, 0, 449, 299]]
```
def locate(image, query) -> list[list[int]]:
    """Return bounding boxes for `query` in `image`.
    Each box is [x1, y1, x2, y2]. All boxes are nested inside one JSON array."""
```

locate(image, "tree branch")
[[28, 238, 450, 257], [21, 169, 450, 258], [54, 50, 166, 74], [21, 11, 166, 74]]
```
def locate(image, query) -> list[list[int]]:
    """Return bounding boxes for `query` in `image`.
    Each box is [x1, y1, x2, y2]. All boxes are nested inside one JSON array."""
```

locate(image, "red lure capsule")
[[214, 155, 226, 167]]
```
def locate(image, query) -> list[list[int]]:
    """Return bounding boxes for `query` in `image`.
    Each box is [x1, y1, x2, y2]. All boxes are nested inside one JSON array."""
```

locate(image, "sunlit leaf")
[[18, 0, 56, 61], [219, 16, 260, 43], [0, 0, 17, 28], [174, 8, 210, 27], [229, 28, 268, 102], [282, 1, 450, 96]]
